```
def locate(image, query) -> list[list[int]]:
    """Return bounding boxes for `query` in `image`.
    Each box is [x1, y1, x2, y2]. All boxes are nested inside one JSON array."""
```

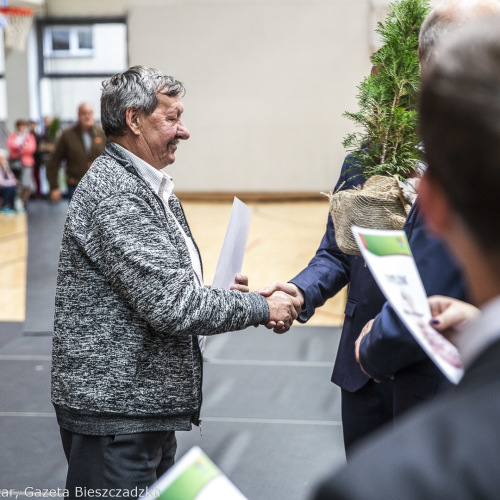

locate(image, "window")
[[38, 18, 127, 77], [43, 26, 93, 57]]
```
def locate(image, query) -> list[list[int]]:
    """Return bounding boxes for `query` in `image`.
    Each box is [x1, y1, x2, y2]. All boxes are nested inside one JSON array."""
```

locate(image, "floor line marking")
[[201, 416, 342, 426], [0, 354, 51, 361], [0, 412, 55, 417], [204, 359, 332, 367]]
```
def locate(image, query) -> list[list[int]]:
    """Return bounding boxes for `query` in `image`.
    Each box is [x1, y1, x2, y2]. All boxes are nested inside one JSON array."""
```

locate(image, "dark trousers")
[[341, 378, 393, 458], [67, 184, 77, 200], [60, 428, 177, 499], [0, 186, 16, 208]]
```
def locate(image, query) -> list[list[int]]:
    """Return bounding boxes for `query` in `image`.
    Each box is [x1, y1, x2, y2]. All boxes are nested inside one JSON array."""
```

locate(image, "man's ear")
[[125, 107, 141, 136], [418, 172, 453, 236]]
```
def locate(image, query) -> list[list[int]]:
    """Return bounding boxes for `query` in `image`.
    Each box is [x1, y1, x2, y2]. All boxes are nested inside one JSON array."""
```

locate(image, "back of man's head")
[[419, 16, 500, 255], [419, 0, 500, 68]]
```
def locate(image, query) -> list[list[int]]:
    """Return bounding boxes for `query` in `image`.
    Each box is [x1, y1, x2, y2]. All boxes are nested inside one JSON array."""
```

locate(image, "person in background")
[[28, 119, 42, 199], [312, 15, 500, 499], [7, 119, 36, 209], [29, 118, 56, 200], [46, 103, 106, 201], [0, 148, 18, 214], [33, 117, 58, 199]]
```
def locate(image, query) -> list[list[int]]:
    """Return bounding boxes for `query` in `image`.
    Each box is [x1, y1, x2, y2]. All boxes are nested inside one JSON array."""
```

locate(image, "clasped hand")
[[259, 282, 304, 334], [230, 276, 304, 334]]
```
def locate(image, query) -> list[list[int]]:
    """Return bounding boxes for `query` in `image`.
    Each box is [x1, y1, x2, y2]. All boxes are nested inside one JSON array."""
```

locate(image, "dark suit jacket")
[[291, 156, 387, 392], [359, 201, 468, 415], [47, 123, 107, 190], [312, 338, 500, 500]]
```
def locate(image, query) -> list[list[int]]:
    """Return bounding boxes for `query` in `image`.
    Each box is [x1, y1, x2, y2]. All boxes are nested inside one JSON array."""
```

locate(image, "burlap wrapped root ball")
[[325, 175, 411, 256]]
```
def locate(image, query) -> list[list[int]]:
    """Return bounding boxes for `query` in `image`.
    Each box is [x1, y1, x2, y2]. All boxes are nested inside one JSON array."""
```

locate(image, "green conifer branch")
[[343, 0, 431, 180]]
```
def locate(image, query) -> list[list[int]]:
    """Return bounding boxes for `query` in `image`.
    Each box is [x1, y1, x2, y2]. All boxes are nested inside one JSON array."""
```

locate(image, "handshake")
[[231, 276, 304, 334]]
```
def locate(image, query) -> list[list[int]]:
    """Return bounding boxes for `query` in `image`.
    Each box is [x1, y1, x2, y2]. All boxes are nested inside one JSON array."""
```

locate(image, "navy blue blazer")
[[359, 201, 468, 415], [291, 156, 387, 393]]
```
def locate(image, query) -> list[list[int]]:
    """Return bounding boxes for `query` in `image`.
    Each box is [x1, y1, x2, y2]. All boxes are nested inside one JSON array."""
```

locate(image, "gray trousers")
[[60, 428, 177, 499]]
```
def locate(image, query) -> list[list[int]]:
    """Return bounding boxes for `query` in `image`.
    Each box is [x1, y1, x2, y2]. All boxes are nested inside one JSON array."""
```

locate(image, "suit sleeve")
[[290, 156, 363, 322], [359, 204, 468, 380]]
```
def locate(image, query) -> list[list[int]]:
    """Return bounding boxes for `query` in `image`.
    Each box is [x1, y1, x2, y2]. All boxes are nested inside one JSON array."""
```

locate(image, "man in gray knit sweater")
[[52, 66, 300, 495]]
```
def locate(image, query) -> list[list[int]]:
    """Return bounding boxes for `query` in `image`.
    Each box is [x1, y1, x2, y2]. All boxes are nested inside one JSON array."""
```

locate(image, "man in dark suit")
[[312, 15, 500, 499], [47, 102, 106, 201], [355, 0, 499, 419], [276, 157, 393, 454]]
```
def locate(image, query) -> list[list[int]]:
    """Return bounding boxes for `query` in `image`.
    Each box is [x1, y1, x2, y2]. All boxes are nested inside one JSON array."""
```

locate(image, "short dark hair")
[[419, 16, 500, 251], [100, 66, 185, 138]]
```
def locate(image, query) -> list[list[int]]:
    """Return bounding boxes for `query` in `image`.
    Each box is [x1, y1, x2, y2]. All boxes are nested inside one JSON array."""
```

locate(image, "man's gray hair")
[[100, 66, 185, 138], [419, 0, 500, 68]]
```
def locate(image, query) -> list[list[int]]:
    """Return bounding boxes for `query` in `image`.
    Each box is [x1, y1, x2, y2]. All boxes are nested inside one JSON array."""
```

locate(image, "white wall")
[[0, 32, 6, 121], [44, 0, 128, 17], [128, 0, 372, 193]]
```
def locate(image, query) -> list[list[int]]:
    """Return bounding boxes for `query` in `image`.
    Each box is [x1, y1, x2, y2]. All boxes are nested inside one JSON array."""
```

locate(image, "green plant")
[[343, 0, 431, 180], [47, 116, 61, 141]]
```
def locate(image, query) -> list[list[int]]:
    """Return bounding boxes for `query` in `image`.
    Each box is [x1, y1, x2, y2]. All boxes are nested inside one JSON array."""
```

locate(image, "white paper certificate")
[[351, 225, 464, 384], [142, 446, 248, 499], [211, 197, 252, 290]]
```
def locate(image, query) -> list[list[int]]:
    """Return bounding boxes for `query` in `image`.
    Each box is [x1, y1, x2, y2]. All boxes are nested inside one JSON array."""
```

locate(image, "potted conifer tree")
[[328, 0, 431, 255]]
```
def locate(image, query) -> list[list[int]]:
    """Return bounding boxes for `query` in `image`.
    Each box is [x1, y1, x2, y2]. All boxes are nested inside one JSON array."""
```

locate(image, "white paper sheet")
[[352, 226, 464, 384], [211, 197, 252, 290]]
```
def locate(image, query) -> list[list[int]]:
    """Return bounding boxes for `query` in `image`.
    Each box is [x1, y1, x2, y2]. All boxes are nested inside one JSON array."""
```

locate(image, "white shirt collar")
[[113, 142, 174, 200], [455, 295, 500, 368]]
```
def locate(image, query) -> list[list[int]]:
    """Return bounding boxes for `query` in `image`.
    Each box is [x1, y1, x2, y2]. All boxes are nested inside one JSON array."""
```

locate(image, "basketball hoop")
[[0, 5, 34, 52]]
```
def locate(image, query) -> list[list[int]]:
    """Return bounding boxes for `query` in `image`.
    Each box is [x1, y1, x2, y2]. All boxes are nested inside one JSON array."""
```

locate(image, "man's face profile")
[[136, 93, 190, 169]]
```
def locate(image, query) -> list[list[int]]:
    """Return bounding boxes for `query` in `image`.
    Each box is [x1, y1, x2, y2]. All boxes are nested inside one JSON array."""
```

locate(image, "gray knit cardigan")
[[51, 142, 270, 436]]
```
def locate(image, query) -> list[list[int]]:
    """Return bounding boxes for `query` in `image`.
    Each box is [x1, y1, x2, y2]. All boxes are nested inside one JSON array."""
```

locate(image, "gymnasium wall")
[[40, 0, 378, 194]]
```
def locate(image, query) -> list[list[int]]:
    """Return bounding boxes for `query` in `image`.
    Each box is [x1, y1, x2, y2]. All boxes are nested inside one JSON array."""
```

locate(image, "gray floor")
[[0, 200, 346, 500]]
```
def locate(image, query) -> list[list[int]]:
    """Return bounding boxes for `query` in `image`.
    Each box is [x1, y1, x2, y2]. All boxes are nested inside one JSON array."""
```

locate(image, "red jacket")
[[7, 132, 37, 167]]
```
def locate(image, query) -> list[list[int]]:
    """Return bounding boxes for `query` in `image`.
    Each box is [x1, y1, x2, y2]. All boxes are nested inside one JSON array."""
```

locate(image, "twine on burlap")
[[324, 175, 411, 256]]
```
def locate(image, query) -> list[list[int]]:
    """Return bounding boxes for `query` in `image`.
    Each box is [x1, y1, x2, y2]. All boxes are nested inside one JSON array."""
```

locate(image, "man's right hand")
[[50, 189, 62, 202], [264, 291, 302, 334], [260, 282, 304, 334]]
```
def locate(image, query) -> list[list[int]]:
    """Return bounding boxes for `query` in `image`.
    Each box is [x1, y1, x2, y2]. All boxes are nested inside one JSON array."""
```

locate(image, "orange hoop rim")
[[0, 6, 34, 16]]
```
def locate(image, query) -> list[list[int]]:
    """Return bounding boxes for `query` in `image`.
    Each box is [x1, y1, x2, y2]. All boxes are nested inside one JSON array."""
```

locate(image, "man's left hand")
[[355, 319, 379, 381], [230, 273, 249, 293]]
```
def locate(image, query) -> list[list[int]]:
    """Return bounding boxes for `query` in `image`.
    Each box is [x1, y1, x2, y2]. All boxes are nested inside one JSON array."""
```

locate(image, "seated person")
[[0, 149, 18, 213]]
